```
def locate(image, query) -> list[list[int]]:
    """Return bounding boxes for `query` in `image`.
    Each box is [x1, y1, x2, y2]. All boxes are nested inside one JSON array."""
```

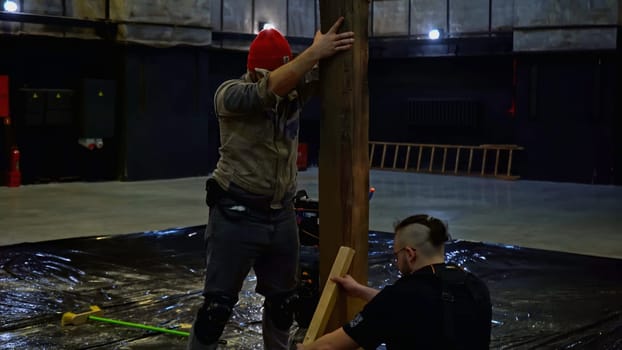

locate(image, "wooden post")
[[404, 145, 411, 170], [369, 142, 375, 167], [481, 148, 488, 176], [392, 145, 399, 169], [507, 149, 514, 177], [319, 0, 369, 333], [380, 143, 387, 168], [468, 148, 474, 174]]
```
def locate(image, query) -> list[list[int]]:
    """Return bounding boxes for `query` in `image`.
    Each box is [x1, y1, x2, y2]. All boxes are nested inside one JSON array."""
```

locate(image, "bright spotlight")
[[428, 29, 441, 40], [257, 21, 277, 33], [3, 0, 19, 12]]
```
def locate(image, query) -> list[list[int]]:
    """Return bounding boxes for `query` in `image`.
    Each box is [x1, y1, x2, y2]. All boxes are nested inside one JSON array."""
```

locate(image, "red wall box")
[[0, 75, 8, 117], [297, 143, 308, 171]]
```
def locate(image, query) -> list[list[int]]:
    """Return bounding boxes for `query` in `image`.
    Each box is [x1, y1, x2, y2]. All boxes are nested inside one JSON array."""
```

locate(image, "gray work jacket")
[[212, 70, 316, 208]]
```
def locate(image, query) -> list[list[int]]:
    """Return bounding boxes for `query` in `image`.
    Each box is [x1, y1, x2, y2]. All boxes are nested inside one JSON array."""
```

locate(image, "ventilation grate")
[[408, 99, 481, 128]]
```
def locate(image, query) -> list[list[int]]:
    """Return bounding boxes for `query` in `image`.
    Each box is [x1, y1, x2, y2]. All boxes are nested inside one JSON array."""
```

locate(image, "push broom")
[[61, 305, 190, 337]]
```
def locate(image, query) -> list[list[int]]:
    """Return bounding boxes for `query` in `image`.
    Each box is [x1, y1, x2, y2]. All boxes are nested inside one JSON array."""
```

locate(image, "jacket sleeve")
[[214, 75, 279, 118], [341, 288, 391, 349], [296, 64, 320, 106]]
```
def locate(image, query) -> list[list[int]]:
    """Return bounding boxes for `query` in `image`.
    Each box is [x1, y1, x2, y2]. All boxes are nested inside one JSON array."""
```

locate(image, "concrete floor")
[[1, 167, 621, 258]]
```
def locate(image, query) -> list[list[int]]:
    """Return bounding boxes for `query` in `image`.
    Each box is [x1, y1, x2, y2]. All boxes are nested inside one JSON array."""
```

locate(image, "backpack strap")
[[433, 263, 467, 349]]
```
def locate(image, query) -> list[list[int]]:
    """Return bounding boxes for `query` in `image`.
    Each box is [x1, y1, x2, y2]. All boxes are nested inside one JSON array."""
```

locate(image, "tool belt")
[[205, 177, 292, 212], [205, 177, 226, 207]]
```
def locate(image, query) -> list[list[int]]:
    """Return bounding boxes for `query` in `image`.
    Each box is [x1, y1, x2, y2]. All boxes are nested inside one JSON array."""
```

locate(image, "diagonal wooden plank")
[[303, 246, 356, 344]]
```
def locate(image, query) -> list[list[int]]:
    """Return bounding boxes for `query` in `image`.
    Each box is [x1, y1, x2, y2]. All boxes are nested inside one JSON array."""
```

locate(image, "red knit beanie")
[[247, 29, 292, 72]]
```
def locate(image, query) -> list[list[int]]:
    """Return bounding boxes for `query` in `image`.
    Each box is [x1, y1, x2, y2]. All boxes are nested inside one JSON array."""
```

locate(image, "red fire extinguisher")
[[7, 146, 21, 187]]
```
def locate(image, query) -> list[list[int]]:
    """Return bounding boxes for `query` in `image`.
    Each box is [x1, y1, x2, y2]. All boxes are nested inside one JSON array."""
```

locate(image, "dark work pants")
[[188, 195, 300, 349]]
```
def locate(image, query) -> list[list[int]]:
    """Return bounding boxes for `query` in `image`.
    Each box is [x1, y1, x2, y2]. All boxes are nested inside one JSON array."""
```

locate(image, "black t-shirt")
[[343, 263, 491, 350]]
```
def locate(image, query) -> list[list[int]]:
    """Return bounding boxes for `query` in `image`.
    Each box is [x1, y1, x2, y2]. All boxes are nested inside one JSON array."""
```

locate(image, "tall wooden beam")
[[318, 0, 369, 332]]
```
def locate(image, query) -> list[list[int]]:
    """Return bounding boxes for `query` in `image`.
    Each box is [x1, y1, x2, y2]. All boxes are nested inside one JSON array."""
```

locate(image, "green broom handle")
[[88, 315, 190, 337]]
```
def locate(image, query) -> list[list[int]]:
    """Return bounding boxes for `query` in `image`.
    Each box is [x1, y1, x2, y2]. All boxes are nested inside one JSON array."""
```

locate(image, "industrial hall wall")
[[0, 35, 217, 183], [367, 53, 620, 185], [0, 0, 215, 182], [0, 37, 122, 183], [1, 0, 620, 185]]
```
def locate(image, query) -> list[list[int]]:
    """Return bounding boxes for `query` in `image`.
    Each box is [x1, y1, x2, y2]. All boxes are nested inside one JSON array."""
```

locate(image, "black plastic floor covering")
[[1, 226, 621, 349]]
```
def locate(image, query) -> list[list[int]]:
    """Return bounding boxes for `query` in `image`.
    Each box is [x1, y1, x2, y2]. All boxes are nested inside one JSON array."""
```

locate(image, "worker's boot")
[[186, 326, 218, 350], [262, 308, 290, 350]]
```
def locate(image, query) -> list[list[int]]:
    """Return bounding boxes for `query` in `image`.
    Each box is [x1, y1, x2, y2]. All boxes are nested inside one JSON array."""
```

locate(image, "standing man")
[[297, 214, 492, 350], [187, 18, 355, 350]]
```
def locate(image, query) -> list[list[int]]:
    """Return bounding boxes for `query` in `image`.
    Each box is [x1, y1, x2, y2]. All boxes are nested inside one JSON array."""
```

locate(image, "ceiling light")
[[258, 21, 276, 32], [428, 29, 441, 40], [3, 0, 19, 12]]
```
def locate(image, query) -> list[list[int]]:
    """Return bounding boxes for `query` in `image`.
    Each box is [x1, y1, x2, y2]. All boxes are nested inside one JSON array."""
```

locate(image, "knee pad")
[[193, 294, 236, 345], [265, 290, 299, 330]]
